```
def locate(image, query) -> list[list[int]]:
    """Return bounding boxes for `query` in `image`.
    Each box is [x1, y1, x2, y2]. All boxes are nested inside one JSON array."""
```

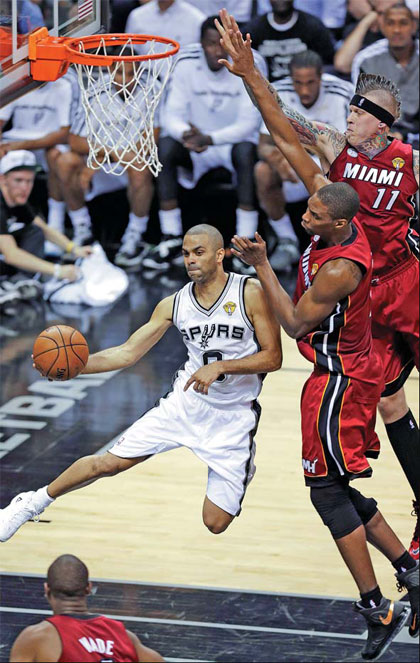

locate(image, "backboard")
[[0, 0, 109, 107]]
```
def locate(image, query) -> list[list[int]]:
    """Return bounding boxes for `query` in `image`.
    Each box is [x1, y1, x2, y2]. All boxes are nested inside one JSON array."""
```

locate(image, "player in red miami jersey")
[[278, 73, 419, 559], [9, 554, 164, 663], [215, 17, 419, 657], [218, 9, 420, 560]]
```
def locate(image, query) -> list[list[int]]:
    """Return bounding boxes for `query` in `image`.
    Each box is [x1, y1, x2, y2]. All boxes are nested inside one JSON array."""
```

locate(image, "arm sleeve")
[[209, 94, 262, 146], [351, 50, 365, 84], [0, 100, 15, 123], [56, 79, 73, 128], [160, 66, 191, 141]]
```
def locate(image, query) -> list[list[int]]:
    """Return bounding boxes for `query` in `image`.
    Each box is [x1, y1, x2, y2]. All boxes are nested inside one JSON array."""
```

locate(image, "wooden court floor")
[[1, 286, 418, 604]]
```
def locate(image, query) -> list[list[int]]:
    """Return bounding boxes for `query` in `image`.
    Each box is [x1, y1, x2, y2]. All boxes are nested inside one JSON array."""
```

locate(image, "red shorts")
[[371, 255, 419, 396], [301, 369, 382, 482]]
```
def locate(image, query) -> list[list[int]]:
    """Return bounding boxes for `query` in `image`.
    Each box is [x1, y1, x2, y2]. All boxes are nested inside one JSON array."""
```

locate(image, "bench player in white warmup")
[[0, 224, 282, 541]]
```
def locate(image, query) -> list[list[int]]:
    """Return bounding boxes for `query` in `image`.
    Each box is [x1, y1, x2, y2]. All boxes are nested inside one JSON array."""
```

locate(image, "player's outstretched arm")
[[215, 10, 346, 171], [82, 295, 174, 374], [232, 233, 363, 339], [126, 630, 165, 662]]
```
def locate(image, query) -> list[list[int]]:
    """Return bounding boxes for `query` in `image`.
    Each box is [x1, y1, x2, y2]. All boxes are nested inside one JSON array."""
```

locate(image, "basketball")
[[32, 325, 89, 381]]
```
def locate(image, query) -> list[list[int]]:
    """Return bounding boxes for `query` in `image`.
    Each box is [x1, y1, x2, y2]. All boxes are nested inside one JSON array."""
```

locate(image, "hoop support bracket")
[[28, 28, 71, 81]]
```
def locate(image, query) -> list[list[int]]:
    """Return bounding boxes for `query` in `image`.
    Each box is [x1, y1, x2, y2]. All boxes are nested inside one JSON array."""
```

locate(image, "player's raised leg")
[[202, 496, 234, 534], [0, 453, 146, 543]]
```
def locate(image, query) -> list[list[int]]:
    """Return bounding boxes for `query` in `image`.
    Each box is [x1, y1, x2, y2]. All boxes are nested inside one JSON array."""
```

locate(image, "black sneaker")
[[142, 234, 183, 271], [354, 597, 410, 660], [231, 256, 255, 276], [396, 560, 419, 637], [114, 230, 151, 268], [72, 223, 94, 247], [409, 500, 419, 562], [269, 238, 300, 273]]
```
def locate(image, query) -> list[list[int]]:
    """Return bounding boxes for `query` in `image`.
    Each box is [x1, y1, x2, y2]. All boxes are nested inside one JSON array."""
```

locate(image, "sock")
[[159, 208, 182, 237], [127, 213, 148, 236], [236, 208, 258, 238], [47, 198, 66, 230], [269, 213, 298, 242], [360, 585, 383, 609], [392, 550, 417, 574], [385, 410, 420, 501], [68, 206, 91, 229], [34, 485, 55, 509]]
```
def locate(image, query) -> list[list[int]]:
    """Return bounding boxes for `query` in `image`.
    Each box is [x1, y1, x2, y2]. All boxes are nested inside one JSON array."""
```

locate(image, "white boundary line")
[[0, 606, 366, 640], [0, 607, 414, 645], [0, 571, 355, 602]]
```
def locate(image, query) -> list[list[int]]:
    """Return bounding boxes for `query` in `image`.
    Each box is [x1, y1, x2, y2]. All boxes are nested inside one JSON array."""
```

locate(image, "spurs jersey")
[[329, 139, 419, 275], [294, 221, 383, 388], [44, 614, 137, 662], [172, 273, 262, 408]]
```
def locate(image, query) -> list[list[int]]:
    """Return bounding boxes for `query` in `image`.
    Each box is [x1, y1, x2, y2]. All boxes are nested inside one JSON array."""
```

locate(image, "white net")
[[72, 36, 176, 177]]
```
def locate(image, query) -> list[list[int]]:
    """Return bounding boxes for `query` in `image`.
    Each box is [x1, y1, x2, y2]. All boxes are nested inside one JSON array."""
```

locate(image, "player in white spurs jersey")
[[0, 224, 282, 543]]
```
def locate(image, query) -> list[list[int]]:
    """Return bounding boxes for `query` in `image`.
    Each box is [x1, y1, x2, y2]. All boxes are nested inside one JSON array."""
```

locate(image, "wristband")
[[65, 240, 75, 254], [53, 263, 62, 279]]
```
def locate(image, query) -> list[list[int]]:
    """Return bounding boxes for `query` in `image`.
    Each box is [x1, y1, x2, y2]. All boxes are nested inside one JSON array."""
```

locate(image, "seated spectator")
[[243, 0, 334, 82], [351, 3, 418, 140], [184, 1, 272, 26], [148, 16, 262, 273], [125, 0, 206, 53], [0, 76, 77, 254], [293, 0, 347, 41], [0, 151, 91, 307], [57, 58, 161, 269], [0, 0, 45, 34], [255, 50, 353, 270], [334, 0, 400, 75]]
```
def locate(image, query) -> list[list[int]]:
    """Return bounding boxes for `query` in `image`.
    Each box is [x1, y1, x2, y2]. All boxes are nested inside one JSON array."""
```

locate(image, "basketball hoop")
[[28, 29, 180, 176]]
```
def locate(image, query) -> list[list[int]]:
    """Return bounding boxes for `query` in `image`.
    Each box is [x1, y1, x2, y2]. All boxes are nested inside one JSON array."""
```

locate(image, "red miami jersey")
[[294, 220, 383, 389], [45, 614, 138, 662], [329, 139, 418, 275]]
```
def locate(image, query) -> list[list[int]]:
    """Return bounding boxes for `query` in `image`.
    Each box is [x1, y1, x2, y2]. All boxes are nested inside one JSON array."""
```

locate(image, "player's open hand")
[[184, 363, 223, 394], [231, 232, 268, 266], [214, 9, 255, 78]]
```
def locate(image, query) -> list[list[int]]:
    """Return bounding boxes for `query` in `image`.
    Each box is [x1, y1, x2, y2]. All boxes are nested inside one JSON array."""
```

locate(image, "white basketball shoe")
[[0, 492, 44, 542]]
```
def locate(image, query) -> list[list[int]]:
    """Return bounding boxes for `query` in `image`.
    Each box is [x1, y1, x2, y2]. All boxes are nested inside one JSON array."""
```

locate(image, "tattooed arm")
[[216, 10, 346, 168]]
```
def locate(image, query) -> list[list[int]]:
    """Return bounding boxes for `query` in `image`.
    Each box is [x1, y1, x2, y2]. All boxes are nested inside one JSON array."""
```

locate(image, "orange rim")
[[64, 33, 180, 65]]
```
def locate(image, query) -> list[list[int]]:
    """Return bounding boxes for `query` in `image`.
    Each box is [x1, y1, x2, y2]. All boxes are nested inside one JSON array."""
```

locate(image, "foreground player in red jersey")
[[9, 555, 164, 663], [218, 9, 420, 561], [216, 12, 419, 659]]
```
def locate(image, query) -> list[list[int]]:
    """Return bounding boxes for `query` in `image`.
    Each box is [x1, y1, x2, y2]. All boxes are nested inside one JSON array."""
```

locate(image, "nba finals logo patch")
[[223, 301, 236, 316], [392, 157, 405, 170], [311, 263, 319, 276]]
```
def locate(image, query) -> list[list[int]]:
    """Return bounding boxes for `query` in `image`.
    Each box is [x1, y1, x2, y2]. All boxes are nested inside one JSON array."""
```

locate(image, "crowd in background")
[[0, 0, 418, 316]]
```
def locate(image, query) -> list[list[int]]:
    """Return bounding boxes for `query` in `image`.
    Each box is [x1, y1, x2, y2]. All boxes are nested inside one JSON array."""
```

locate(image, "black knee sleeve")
[[348, 487, 378, 525], [310, 483, 363, 539]]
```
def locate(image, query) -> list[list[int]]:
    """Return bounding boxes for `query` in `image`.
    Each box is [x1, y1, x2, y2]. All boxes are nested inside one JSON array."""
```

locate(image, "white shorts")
[[177, 144, 235, 190], [109, 377, 260, 516]]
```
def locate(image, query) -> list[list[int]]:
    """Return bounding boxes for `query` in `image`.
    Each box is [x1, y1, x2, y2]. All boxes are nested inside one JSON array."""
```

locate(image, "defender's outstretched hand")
[[231, 233, 268, 267], [214, 9, 256, 78]]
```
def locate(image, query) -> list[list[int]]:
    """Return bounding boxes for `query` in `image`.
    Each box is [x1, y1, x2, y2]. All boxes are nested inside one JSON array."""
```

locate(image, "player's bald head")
[[355, 73, 401, 120], [47, 554, 89, 598], [184, 224, 224, 251]]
